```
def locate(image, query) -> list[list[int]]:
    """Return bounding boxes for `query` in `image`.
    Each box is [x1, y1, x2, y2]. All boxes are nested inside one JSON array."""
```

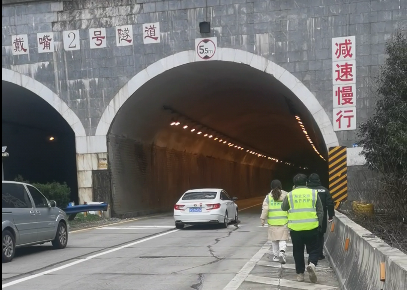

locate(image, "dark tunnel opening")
[[2, 81, 78, 204], [107, 62, 328, 217]]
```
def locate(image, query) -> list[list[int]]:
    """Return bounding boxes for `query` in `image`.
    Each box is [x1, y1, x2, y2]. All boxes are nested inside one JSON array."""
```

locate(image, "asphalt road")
[[2, 199, 268, 290]]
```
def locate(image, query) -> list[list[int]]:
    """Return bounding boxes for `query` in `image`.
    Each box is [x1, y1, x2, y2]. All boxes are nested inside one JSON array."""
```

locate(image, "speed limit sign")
[[195, 37, 218, 61]]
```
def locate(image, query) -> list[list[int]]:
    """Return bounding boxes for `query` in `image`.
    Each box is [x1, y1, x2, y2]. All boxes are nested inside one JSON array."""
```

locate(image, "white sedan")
[[173, 188, 239, 229]]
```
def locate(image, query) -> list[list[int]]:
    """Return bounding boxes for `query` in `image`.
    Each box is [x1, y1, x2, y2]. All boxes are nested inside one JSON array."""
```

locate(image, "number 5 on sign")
[[63, 30, 80, 51], [195, 37, 218, 61]]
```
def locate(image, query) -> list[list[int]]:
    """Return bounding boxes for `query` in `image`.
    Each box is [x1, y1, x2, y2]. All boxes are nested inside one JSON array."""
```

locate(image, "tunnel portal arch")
[[2, 68, 86, 138], [96, 49, 339, 150], [2, 68, 86, 203], [96, 49, 340, 217]]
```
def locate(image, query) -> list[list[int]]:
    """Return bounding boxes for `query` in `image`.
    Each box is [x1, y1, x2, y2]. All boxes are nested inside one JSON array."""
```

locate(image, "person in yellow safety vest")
[[260, 180, 289, 264], [281, 174, 323, 283]]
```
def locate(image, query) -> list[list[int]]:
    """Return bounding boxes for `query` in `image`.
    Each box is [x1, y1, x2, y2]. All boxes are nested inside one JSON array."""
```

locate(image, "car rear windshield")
[[182, 192, 217, 200]]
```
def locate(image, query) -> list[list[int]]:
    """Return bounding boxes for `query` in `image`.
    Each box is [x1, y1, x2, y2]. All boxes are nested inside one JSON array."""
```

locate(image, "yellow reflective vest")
[[287, 188, 319, 231], [267, 194, 288, 226]]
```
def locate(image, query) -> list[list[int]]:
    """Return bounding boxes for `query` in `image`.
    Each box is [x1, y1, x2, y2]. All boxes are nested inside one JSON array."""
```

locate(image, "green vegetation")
[[15, 175, 71, 209], [358, 30, 407, 219]]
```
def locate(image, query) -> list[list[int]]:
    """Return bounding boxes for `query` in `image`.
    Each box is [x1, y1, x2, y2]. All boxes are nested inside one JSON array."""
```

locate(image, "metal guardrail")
[[64, 203, 108, 220]]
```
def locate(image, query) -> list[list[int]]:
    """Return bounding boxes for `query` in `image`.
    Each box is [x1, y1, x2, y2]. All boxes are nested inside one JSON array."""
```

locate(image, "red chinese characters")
[[333, 108, 356, 131], [332, 36, 355, 61], [89, 28, 107, 49], [334, 38, 353, 59], [334, 62, 354, 83], [143, 23, 161, 44], [144, 25, 158, 40], [39, 35, 52, 50], [37, 32, 54, 53], [334, 84, 355, 107], [12, 34, 29, 55], [116, 25, 133, 46], [332, 36, 356, 131]]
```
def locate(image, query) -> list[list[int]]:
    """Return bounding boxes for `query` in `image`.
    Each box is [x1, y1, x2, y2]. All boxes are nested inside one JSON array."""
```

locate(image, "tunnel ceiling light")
[[164, 105, 309, 169], [295, 115, 326, 161]]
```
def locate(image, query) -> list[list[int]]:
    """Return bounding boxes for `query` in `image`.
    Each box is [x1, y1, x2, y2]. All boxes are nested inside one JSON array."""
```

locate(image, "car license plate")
[[189, 207, 202, 212]]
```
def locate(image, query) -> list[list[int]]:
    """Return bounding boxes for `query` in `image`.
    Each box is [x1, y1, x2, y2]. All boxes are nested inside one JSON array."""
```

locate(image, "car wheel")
[[52, 222, 68, 249], [234, 210, 239, 224], [2, 230, 15, 263], [175, 223, 184, 229], [221, 211, 229, 228]]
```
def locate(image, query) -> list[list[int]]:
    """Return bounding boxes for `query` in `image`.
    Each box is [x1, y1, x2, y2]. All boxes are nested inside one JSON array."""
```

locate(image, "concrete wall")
[[108, 135, 299, 217], [325, 211, 407, 290]]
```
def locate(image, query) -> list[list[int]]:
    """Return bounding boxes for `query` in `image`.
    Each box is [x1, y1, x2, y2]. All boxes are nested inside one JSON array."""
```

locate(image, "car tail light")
[[174, 204, 185, 210], [207, 203, 221, 210]]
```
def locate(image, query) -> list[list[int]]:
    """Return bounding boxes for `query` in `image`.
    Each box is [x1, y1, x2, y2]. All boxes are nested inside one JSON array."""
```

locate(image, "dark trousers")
[[290, 228, 319, 274], [318, 232, 325, 257]]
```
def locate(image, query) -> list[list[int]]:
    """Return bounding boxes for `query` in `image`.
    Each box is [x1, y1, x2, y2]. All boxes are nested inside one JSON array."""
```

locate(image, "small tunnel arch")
[[2, 69, 84, 204]]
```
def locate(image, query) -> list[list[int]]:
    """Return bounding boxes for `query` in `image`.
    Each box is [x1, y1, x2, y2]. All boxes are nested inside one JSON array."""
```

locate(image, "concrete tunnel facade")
[[2, 0, 397, 217]]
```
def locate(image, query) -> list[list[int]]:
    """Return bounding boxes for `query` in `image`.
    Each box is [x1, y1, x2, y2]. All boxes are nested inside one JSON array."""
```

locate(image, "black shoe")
[[318, 255, 325, 260]]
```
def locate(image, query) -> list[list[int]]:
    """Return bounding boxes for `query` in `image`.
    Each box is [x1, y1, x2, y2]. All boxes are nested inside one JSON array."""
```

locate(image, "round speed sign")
[[196, 39, 216, 60]]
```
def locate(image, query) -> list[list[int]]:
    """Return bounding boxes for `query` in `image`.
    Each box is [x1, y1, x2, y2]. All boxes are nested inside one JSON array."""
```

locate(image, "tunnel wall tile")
[[107, 135, 296, 217]]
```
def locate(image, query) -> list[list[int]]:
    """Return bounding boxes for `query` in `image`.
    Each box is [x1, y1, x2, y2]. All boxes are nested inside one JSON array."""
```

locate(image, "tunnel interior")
[[2, 81, 78, 204], [108, 62, 328, 217]]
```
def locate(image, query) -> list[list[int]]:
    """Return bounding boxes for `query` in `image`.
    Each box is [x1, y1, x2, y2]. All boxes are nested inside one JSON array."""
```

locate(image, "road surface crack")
[[172, 227, 238, 273], [191, 273, 204, 290]]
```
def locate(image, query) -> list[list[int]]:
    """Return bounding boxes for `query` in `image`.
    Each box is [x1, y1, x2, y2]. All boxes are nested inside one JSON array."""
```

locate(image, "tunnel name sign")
[[195, 37, 218, 61]]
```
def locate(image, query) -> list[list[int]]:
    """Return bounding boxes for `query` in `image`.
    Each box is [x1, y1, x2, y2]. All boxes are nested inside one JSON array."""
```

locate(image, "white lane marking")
[[96, 226, 174, 230], [120, 226, 174, 228], [222, 242, 270, 290], [96, 227, 164, 230], [246, 274, 338, 289], [2, 230, 178, 289]]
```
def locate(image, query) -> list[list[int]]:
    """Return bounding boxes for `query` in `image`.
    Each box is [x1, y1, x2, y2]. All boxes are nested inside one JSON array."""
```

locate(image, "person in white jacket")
[[260, 180, 289, 264]]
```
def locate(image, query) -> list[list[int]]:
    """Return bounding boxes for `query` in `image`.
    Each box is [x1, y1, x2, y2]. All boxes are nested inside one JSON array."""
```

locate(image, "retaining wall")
[[325, 211, 407, 290]]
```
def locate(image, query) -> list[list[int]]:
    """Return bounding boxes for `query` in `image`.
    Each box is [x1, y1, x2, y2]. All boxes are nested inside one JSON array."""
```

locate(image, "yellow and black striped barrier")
[[328, 146, 347, 209]]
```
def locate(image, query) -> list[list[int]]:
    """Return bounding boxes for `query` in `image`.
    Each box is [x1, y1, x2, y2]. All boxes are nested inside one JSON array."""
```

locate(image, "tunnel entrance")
[[107, 61, 328, 217], [2, 81, 78, 204]]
